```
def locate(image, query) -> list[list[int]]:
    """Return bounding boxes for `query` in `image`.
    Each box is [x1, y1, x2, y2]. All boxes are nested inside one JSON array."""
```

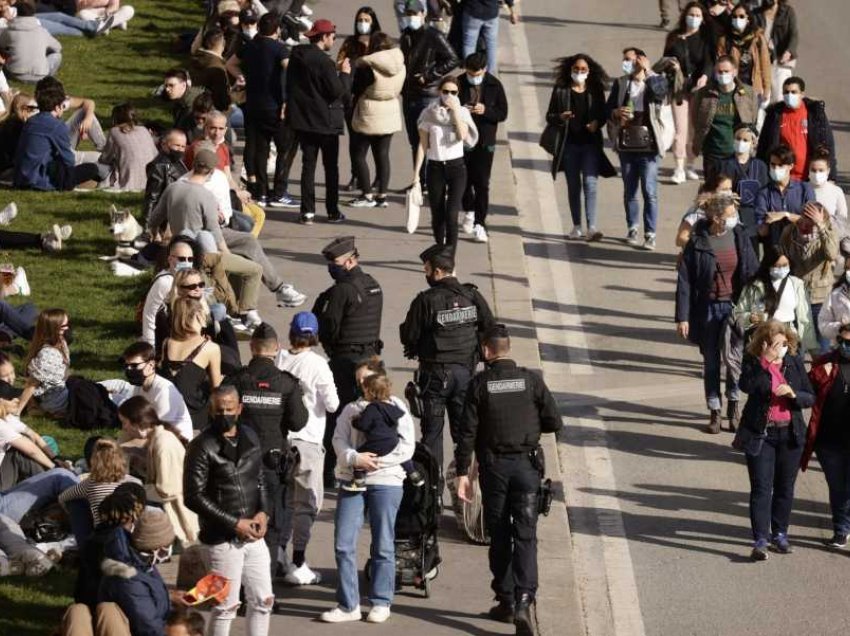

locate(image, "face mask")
[[809, 170, 829, 185], [769, 266, 790, 281], [839, 340, 850, 360], [685, 15, 703, 30], [571, 72, 588, 85], [125, 366, 148, 387], [770, 166, 789, 182], [776, 345, 789, 360], [63, 328, 74, 347], [174, 260, 193, 272], [621, 60, 634, 75], [407, 15, 422, 30], [142, 545, 173, 567], [732, 17, 747, 32], [242, 27, 257, 38], [211, 413, 238, 434], [327, 263, 346, 280], [425, 273, 437, 287], [467, 73, 484, 86], [167, 150, 184, 162], [356, 20, 371, 35], [783, 93, 801, 109], [715, 72, 735, 86], [724, 216, 739, 231], [734, 140, 752, 155]]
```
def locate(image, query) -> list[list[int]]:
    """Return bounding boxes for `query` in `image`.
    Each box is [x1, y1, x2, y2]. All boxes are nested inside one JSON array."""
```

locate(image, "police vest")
[[477, 367, 542, 453], [234, 368, 290, 453], [428, 284, 479, 364], [336, 271, 383, 348]]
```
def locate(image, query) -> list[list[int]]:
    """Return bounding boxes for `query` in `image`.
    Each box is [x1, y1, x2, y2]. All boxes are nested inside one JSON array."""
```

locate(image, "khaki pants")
[[220, 252, 263, 313], [671, 94, 695, 162], [62, 603, 130, 636]]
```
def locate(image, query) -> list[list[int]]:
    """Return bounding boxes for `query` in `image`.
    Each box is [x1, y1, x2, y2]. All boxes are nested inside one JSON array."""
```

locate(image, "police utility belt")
[[262, 446, 300, 482], [481, 445, 554, 517], [331, 340, 383, 356]]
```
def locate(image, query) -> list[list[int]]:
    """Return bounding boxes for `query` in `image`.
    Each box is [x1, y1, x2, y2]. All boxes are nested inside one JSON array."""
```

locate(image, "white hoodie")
[[275, 349, 339, 445]]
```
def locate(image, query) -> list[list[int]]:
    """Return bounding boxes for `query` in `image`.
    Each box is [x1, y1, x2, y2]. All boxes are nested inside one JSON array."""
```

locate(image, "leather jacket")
[[400, 26, 459, 98], [184, 424, 270, 545], [142, 152, 188, 224]]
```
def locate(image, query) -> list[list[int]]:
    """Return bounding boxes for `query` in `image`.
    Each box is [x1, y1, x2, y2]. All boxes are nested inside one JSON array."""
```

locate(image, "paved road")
[[500, 0, 850, 635]]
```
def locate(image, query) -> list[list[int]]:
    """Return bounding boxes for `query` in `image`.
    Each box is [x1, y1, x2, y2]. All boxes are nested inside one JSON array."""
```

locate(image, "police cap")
[[251, 322, 278, 342], [322, 236, 357, 261]]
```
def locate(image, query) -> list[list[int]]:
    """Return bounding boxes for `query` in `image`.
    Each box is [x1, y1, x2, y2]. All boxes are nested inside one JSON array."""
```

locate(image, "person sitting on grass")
[[100, 102, 159, 192], [0, 0, 62, 83], [0, 93, 38, 180], [17, 308, 72, 417], [0, 398, 65, 489], [0, 202, 73, 253], [345, 370, 423, 492]]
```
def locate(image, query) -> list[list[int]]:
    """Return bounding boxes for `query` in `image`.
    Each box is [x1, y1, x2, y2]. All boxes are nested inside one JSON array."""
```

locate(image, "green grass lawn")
[[1, 2, 203, 633]]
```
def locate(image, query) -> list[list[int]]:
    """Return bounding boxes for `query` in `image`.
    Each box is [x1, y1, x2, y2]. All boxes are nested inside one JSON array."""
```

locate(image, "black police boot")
[[488, 599, 515, 623], [514, 594, 536, 636]]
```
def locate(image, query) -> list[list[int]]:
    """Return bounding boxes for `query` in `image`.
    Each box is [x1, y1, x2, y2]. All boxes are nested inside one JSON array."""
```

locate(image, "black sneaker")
[[327, 213, 346, 224], [300, 213, 315, 225], [487, 600, 515, 624], [375, 196, 388, 208], [827, 533, 848, 548], [342, 177, 357, 192], [750, 540, 769, 561]]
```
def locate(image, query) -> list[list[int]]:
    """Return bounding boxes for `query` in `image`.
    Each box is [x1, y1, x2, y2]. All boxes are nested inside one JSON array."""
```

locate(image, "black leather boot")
[[488, 599, 515, 623], [514, 593, 536, 636]]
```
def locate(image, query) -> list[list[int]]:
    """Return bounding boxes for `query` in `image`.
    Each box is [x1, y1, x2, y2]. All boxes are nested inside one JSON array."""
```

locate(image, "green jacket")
[[732, 275, 817, 352]]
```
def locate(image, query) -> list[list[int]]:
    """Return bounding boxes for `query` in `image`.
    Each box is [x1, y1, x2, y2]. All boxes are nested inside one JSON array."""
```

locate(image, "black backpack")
[[64, 376, 119, 431]]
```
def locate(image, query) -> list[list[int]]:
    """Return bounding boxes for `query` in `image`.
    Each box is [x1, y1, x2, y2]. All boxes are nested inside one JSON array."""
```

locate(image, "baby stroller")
[[366, 443, 442, 597]]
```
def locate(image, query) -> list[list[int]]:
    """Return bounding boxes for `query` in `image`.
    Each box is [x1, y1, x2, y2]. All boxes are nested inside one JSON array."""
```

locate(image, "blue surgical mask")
[[784, 93, 801, 109], [174, 260, 193, 271], [407, 15, 423, 30], [467, 73, 484, 86], [769, 266, 790, 280], [685, 15, 703, 30], [621, 60, 634, 75]]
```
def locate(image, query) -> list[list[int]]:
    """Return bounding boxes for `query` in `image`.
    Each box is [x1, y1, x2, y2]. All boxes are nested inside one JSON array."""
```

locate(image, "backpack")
[[64, 376, 120, 431]]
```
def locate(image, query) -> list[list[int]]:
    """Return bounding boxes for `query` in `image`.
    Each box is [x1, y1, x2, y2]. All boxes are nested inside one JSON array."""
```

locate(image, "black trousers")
[[0, 230, 43, 250], [426, 158, 467, 251], [55, 161, 101, 191], [262, 467, 285, 575], [462, 145, 495, 227], [351, 131, 392, 196], [480, 452, 540, 603], [299, 131, 340, 217], [417, 363, 472, 471], [244, 108, 299, 198]]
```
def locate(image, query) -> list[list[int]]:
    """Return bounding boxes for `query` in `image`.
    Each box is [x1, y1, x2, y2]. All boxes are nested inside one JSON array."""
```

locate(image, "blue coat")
[[675, 221, 759, 348], [13, 112, 75, 191], [97, 528, 170, 636]]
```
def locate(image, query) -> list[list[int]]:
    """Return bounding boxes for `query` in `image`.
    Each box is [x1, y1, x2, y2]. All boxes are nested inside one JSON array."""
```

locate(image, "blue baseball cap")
[[291, 311, 318, 335]]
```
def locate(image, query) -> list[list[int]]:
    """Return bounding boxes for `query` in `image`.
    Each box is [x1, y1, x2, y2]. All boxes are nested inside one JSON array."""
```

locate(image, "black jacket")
[[737, 352, 815, 456], [455, 359, 561, 476], [312, 266, 383, 356], [226, 356, 308, 454], [753, 4, 798, 61], [399, 277, 495, 365], [663, 29, 716, 91], [400, 26, 460, 99], [457, 72, 508, 149], [675, 222, 759, 348], [285, 43, 350, 135], [184, 424, 269, 545], [756, 98, 837, 177], [187, 49, 231, 112], [142, 152, 188, 223]]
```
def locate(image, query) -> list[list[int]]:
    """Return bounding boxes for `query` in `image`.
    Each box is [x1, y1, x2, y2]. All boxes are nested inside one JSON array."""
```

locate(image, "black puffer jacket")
[[285, 43, 351, 135], [756, 98, 837, 177], [142, 152, 188, 224], [184, 424, 269, 545], [400, 25, 460, 99]]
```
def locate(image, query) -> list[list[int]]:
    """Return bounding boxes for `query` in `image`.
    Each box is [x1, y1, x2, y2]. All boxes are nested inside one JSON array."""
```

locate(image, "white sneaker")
[[567, 226, 584, 240], [243, 310, 263, 329], [13, 267, 30, 296], [297, 16, 313, 30], [41, 226, 63, 252], [320, 606, 361, 623], [671, 168, 686, 185], [275, 284, 307, 308], [686, 167, 700, 181], [58, 225, 73, 241], [300, 3, 313, 16], [284, 37, 299, 47], [366, 606, 391, 624], [461, 211, 475, 234], [472, 224, 488, 243], [0, 202, 17, 226], [284, 563, 322, 586], [111, 5, 134, 28]]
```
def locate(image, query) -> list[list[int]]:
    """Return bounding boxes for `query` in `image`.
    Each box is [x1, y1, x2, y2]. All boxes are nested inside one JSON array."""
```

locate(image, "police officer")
[[400, 244, 495, 470], [455, 325, 561, 636], [312, 236, 383, 485], [225, 322, 308, 576]]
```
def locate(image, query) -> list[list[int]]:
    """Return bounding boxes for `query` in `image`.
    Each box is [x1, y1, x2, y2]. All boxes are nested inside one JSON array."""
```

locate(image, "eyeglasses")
[[172, 256, 193, 262], [180, 282, 205, 291], [441, 89, 458, 95], [25, 105, 38, 112]]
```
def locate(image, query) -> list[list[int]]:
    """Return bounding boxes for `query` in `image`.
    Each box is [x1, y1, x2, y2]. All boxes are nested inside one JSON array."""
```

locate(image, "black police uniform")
[[455, 358, 561, 610], [399, 275, 494, 469], [226, 351, 308, 572], [312, 244, 383, 484]]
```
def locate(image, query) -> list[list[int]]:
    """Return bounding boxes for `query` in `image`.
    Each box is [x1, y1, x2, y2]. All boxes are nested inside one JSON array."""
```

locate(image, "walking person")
[[458, 51, 508, 244], [184, 385, 274, 636], [286, 19, 350, 224], [658, 0, 685, 29], [809, 147, 847, 226], [755, 144, 815, 246], [737, 319, 814, 561], [676, 192, 759, 433], [413, 76, 478, 252], [455, 324, 561, 636], [716, 3, 772, 110], [460, 0, 515, 75], [819, 257, 850, 344], [311, 237, 382, 486], [545, 53, 614, 241], [606, 47, 672, 250], [664, 2, 717, 184], [801, 322, 850, 549], [752, 0, 799, 104], [719, 123, 768, 240]]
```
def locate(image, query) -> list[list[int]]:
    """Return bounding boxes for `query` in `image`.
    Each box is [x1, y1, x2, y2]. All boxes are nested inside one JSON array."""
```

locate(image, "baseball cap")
[[193, 148, 218, 171], [290, 312, 319, 336], [304, 18, 336, 38]]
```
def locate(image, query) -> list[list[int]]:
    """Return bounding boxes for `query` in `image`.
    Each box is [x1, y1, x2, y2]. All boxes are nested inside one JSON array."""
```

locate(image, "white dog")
[[100, 205, 148, 277]]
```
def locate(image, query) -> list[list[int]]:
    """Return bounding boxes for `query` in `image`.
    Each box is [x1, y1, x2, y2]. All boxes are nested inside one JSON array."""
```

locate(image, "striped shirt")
[[58, 475, 141, 526]]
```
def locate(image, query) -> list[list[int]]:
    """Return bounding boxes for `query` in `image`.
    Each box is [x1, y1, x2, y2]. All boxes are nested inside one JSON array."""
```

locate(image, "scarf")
[[418, 101, 479, 148]]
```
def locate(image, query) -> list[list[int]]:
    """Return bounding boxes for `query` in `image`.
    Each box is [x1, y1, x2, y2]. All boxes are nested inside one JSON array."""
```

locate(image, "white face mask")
[[622, 60, 634, 75], [770, 166, 789, 182], [776, 345, 789, 360], [769, 266, 790, 280], [356, 20, 371, 35], [407, 15, 423, 30], [734, 139, 752, 155], [685, 15, 703, 29], [715, 71, 735, 86], [242, 26, 257, 38], [571, 72, 588, 85], [724, 216, 739, 231], [732, 17, 748, 32], [467, 73, 484, 86], [784, 93, 801, 109], [809, 170, 829, 185]]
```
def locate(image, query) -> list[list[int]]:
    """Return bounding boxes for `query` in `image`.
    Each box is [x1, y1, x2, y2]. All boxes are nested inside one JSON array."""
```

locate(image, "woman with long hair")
[[664, 2, 717, 184], [17, 309, 72, 416], [716, 3, 772, 104], [118, 396, 198, 545], [0, 93, 37, 175], [753, 0, 799, 103], [545, 53, 613, 241], [100, 101, 158, 191]]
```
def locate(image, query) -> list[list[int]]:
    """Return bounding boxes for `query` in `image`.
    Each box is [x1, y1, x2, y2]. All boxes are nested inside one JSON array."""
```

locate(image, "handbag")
[[617, 125, 654, 153], [539, 122, 561, 156], [405, 182, 423, 234]]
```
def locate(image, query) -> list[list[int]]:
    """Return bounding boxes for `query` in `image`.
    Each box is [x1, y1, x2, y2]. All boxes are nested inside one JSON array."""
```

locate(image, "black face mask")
[[125, 367, 148, 387], [167, 150, 185, 162], [63, 328, 74, 347], [328, 263, 346, 281], [211, 413, 238, 434]]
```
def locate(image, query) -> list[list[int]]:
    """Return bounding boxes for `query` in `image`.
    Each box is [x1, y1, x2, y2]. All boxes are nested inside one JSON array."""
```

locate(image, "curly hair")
[[89, 438, 128, 483], [746, 318, 799, 358], [553, 53, 609, 93]]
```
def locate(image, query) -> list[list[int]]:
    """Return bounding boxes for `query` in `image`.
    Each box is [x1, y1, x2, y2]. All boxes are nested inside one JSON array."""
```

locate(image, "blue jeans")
[[620, 152, 659, 235], [745, 427, 802, 543], [461, 14, 500, 74], [810, 302, 831, 354], [815, 442, 850, 535], [0, 301, 39, 339], [562, 143, 599, 229], [37, 12, 98, 36], [229, 105, 245, 130], [701, 300, 739, 410], [0, 468, 78, 523], [334, 484, 403, 610]]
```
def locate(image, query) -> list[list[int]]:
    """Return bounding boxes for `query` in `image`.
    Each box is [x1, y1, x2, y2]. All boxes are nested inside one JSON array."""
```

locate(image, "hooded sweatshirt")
[[352, 47, 406, 136], [0, 17, 62, 81]]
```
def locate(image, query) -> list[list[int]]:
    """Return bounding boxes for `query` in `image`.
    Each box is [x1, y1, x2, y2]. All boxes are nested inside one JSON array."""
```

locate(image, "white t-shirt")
[[421, 106, 475, 162], [275, 349, 339, 445], [141, 271, 174, 346], [771, 277, 797, 323], [0, 71, 9, 117], [814, 182, 849, 224], [101, 375, 193, 440], [0, 416, 28, 466]]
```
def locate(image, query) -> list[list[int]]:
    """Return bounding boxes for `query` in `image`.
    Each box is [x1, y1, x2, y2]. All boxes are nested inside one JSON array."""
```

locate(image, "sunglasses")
[[180, 282, 205, 291], [172, 256, 193, 262], [25, 105, 38, 112], [123, 360, 148, 370], [441, 89, 458, 95]]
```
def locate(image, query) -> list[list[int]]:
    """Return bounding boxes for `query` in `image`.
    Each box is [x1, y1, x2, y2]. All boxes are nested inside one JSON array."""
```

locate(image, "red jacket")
[[801, 351, 842, 471]]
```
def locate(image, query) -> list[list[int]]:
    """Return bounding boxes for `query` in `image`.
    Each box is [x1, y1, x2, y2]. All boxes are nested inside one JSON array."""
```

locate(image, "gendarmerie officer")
[[312, 236, 383, 485], [400, 244, 494, 470], [455, 324, 561, 636], [225, 322, 308, 576]]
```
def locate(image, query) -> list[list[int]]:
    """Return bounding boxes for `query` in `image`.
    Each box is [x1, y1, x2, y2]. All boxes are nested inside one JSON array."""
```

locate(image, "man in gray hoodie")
[[0, 2, 62, 83]]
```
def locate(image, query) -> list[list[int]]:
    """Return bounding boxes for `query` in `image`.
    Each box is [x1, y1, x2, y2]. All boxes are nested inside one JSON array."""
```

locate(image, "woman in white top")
[[413, 76, 478, 251], [809, 148, 848, 234], [819, 257, 850, 342]]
